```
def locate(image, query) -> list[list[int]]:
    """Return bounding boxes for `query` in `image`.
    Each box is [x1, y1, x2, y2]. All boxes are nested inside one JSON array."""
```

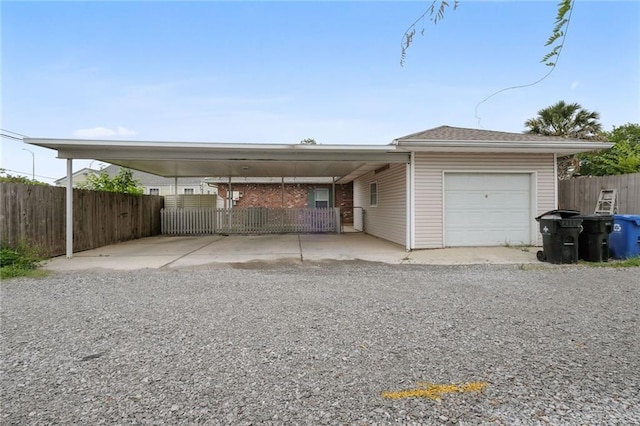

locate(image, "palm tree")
[[525, 101, 603, 140], [525, 101, 604, 179]]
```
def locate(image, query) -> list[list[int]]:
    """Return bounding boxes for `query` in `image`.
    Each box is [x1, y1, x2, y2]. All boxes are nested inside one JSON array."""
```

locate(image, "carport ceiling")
[[25, 138, 410, 183]]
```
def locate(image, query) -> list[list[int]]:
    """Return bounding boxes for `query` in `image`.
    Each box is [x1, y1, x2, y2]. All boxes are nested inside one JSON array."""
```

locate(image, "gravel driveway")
[[2, 262, 639, 425]]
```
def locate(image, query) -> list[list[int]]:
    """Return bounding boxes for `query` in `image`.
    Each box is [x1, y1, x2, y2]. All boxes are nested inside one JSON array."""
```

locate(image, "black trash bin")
[[576, 215, 613, 262], [535, 210, 582, 264]]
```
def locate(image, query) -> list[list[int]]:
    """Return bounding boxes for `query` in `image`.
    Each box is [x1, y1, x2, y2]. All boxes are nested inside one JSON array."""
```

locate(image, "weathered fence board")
[[161, 207, 340, 235], [0, 183, 163, 257], [558, 173, 640, 214]]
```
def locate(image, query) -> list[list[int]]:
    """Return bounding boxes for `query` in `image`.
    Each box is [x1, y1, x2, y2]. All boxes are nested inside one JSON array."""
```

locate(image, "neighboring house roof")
[[99, 165, 205, 186], [395, 125, 582, 143], [54, 167, 100, 186]]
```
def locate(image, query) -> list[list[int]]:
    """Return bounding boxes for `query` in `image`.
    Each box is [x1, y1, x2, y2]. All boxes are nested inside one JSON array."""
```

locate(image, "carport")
[[25, 138, 409, 258]]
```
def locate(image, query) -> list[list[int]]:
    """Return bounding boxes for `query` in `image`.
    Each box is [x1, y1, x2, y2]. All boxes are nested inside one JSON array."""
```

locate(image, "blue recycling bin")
[[609, 215, 640, 259]]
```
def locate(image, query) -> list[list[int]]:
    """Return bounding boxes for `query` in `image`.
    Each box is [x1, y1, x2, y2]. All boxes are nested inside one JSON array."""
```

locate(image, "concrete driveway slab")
[[42, 233, 541, 272], [73, 235, 223, 257], [406, 246, 538, 265], [43, 255, 178, 271], [299, 233, 406, 263], [169, 234, 302, 267]]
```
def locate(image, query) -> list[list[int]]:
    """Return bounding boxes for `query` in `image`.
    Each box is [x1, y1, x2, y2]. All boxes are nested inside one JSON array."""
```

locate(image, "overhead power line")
[[1, 133, 24, 141], [0, 168, 58, 181], [0, 128, 30, 138]]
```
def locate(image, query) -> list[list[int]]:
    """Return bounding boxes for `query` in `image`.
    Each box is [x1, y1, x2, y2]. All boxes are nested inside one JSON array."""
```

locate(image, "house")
[[55, 164, 209, 195], [57, 168, 354, 221], [53, 167, 100, 187], [354, 126, 579, 248], [204, 177, 354, 223], [28, 125, 612, 257]]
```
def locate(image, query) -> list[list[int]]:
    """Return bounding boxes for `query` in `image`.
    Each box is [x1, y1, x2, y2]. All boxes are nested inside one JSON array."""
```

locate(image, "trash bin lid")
[[576, 214, 613, 221], [612, 214, 640, 226], [535, 209, 580, 221], [539, 214, 561, 220]]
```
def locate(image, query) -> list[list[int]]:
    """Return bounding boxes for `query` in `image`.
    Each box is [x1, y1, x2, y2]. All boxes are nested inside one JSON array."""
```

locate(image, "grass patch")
[[580, 256, 640, 268], [0, 242, 48, 280]]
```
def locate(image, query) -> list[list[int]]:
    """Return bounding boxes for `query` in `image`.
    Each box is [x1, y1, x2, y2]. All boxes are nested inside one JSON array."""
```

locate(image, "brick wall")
[[217, 182, 354, 223]]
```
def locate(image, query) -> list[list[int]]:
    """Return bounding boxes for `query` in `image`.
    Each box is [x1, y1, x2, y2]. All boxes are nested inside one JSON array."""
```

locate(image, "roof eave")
[[395, 140, 613, 155]]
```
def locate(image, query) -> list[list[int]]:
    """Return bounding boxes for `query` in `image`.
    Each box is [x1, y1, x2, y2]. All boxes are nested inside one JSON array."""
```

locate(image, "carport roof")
[[26, 128, 612, 183], [25, 138, 409, 184]]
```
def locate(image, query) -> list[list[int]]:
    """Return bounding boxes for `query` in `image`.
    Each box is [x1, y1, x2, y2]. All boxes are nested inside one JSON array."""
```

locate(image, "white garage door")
[[444, 173, 532, 247]]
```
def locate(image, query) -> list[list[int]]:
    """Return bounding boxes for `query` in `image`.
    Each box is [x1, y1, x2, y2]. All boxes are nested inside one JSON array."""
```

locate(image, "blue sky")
[[2, 1, 639, 183]]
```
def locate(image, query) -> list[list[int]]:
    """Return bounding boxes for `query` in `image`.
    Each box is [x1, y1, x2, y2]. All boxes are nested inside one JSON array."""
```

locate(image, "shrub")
[[0, 242, 46, 279]]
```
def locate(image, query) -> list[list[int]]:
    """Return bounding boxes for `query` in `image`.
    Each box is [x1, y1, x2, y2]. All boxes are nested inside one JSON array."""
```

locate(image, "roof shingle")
[[395, 125, 581, 143]]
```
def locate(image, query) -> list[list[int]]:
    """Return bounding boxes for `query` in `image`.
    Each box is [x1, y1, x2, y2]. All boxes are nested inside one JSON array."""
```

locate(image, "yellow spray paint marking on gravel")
[[381, 381, 487, 400]]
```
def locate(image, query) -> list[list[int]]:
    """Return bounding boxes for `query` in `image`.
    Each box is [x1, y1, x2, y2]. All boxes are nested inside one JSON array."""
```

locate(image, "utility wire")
[[0, 128, 29, 138], [474, 0, 575, 128], [1, 133, 24, 141], [0, 168, 58, 181]]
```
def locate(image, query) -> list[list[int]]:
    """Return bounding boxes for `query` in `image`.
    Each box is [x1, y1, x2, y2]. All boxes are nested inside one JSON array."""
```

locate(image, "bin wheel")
[[536, 251, 546, 262]]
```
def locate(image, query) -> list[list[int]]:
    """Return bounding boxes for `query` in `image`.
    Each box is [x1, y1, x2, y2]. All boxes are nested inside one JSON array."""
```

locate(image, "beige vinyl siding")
[[414, 153, 555, 248], [353, 163, 406, 246]]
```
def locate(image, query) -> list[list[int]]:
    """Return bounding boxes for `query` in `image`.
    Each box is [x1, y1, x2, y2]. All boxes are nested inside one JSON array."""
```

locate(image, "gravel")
[[1, 261, 639, 425]]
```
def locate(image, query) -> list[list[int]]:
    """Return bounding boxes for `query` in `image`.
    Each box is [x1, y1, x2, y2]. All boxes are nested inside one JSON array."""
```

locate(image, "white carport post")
[[405, 152, 415, 252], [66, 159, 73, 258]]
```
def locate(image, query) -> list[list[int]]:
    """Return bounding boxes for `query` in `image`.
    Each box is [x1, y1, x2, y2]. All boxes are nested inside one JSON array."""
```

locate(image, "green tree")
[[578, 123, 640, 176], [79, 167, 144, 195], [524, 100, 603, 179], [300, 138, 317, 145], [0, 169, 49, 186], [524, 100, 603, 140]]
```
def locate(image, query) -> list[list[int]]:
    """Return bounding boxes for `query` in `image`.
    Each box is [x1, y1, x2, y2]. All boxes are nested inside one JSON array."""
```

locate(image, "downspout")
[[333, 177, 339, 234], [228, 177, 232, 230], [281, 177, 285, 229], [332, 177, 336, 208], [66, 159, 73, 258], [405, 157, 411, 251], [174, 177, 178, 208], [410, 151, 415, 249], [553, 153, 558, 208]]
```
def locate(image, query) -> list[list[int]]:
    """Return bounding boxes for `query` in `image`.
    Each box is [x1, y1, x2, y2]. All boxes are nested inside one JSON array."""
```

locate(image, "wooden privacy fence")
[[0, 183, 163, 257], [558, 173, 640, 214], [161, 207, 341, 234]]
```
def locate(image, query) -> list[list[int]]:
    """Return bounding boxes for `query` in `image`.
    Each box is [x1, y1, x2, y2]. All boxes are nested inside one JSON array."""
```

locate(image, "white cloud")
[[116, 126, 137, 136], [73, 126, 137, 138], [571, 81, 580, 90]]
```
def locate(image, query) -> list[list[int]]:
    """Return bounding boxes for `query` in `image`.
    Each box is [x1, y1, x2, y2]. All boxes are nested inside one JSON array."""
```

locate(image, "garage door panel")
[[445, 192, 486, 207], [445, 173, 532, 247], [446, 211, 487, 227], [446, 229, 488, 245]]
